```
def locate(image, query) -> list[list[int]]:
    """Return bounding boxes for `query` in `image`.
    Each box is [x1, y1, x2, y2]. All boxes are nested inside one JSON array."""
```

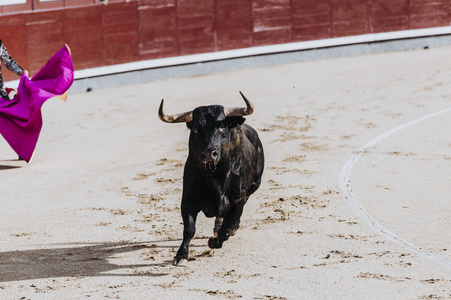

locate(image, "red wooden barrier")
[[0, 0, 450, 81]]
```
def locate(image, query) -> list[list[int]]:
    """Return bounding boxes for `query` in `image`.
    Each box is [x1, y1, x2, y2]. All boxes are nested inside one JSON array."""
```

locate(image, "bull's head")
[[159, 92, 254, 171]]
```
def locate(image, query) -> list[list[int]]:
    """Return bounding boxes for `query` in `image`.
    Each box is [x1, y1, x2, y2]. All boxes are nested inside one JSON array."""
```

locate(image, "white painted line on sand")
[[338, 106, 451, 269]]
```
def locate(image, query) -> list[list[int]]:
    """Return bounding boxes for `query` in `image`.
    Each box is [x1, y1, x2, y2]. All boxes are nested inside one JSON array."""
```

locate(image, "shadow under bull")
[[0, 241, 183, 282]]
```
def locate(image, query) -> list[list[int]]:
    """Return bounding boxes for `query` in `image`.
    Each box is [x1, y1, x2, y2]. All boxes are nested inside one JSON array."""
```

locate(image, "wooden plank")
[[178, 0, 215, 54], [410, 0, 449, 29], [368, 0, 409, 33], [331, 0, 368, 37], [215, 0, 253, 51], [138, 1, 179, 59], [252, 0, 292, 46], [64, 5, 105, 70], [102, 2, 140, 64], [25, 11, 65, 73], [292, 0, 331, 41]]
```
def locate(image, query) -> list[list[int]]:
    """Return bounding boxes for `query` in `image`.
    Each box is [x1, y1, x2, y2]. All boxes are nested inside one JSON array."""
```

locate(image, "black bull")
[[159, 92, 264, 265]]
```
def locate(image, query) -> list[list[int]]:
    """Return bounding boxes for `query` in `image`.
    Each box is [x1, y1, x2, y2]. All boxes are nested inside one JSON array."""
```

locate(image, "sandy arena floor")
[[0, 45, 450, 299]]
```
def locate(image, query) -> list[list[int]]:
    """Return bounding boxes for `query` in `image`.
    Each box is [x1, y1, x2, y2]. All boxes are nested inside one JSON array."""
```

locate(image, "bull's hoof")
[[173, 257, 189, 267], [208, 237, 223, 249]]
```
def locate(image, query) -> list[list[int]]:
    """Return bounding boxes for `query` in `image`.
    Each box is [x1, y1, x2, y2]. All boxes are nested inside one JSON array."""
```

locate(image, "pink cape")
[[0, 45, 74, 163]]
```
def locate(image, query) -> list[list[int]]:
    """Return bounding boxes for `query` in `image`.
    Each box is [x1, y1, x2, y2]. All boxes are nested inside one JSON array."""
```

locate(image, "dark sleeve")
[[0, 40, 24, 76]]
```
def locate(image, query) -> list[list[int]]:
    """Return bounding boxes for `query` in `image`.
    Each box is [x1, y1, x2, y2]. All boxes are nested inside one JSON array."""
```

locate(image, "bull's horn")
[[224, 91, 254, 117], [158, 99, 193, 123]]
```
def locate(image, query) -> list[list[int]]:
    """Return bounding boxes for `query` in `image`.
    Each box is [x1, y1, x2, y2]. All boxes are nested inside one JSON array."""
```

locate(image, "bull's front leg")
[[174, 202, 198, 266], [213, 217, 223, 237], [208, 204, 244, 249]]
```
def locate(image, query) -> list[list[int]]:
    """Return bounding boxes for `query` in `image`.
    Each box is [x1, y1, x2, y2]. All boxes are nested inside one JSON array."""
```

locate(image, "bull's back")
[[242, 124, 261, 148], [241, 124, 264, 196]]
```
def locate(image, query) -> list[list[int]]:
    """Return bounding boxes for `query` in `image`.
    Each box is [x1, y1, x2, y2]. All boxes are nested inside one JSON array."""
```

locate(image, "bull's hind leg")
[[208, 204, 244, 249]]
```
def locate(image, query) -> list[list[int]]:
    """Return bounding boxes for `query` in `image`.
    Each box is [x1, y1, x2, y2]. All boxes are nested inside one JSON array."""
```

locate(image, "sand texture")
[[1, 46, 450, 299]]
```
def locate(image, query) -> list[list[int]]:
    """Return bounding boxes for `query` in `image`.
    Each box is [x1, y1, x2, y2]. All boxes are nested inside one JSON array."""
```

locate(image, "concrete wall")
[[1, 0, 450, 81]]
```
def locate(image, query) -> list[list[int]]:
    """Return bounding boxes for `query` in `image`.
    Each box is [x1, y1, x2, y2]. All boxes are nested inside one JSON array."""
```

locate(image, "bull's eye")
[[192, 128, 198, 134]]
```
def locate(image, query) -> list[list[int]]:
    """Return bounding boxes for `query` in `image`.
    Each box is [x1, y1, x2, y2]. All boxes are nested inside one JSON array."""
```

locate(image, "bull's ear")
[[186, 121, 193, 130], [227, 116, 245, 128]]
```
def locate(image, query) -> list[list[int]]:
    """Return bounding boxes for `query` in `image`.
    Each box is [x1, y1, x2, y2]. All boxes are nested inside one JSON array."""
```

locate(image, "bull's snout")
[[201, 150, 219, 163]]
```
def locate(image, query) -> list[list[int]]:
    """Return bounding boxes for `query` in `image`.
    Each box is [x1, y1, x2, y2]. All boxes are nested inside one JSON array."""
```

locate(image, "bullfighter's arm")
[[0, 40, 24, 76], [0, 40, 24, 99]]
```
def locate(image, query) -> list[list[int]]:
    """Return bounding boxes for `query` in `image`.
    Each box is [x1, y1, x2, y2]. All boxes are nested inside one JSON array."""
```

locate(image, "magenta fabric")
[[0, 45, 74, 162]]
